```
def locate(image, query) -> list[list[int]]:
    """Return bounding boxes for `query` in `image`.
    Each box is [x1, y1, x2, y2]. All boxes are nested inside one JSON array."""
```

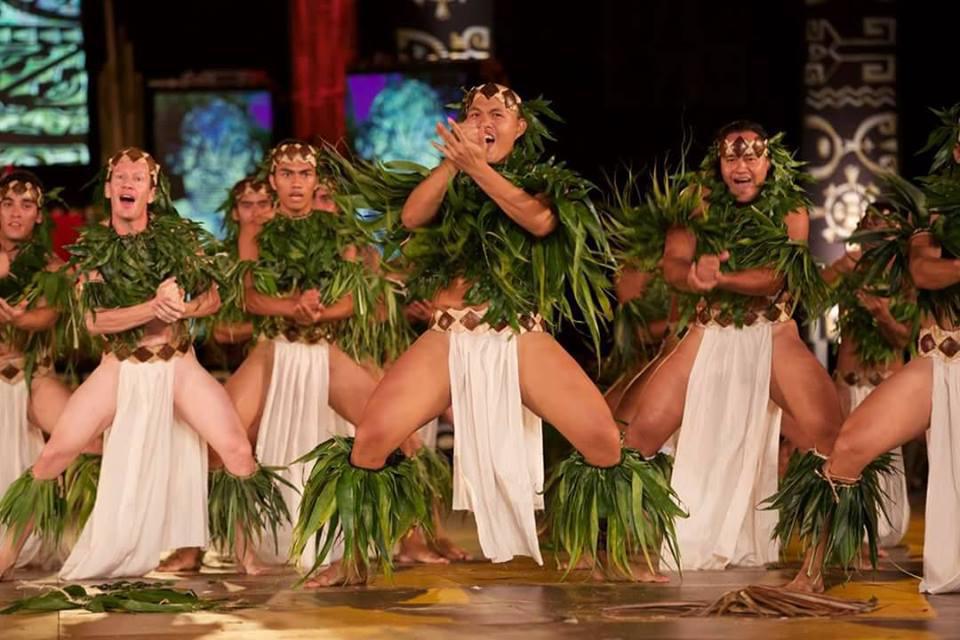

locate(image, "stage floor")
[[3, 505, 956, 640]]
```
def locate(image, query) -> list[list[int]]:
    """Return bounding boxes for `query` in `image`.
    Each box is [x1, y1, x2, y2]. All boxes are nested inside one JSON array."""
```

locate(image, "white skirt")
[[669, 323, 781, 570], [60, 359, 208, 580], [921, 357, 960, 594], [0, 379, 45, 568], [255, 340, 335, 567], [839, 381, 910, 548], [448, 330, 543, 564]]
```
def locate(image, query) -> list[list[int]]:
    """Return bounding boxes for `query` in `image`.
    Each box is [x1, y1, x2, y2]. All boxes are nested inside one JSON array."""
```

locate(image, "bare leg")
[[622, 328, 704, 456], [517, 333, 620, 467], [32, 359, 120, 480], [173, 352, 256, 477], [350, 332, 452, 469], [173, 352, 266, 575], [604, 369, 638, 416], [163, 343, 273, 571], [769, 322, 843, 453], [224, 340, 273, 445], [612, 347, 673, 426], [1, 363, 120, 578], [308, 333, 452, 587], [787, 357, 932, 593], [327, 344, 379, 425]]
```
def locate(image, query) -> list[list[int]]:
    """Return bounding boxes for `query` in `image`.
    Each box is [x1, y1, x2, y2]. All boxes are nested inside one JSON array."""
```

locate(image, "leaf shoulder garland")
[[250, 210, 405, 365], [677, 134, 828, 326], [833, 272, 919, 368], [854, 171, 960, 326], [327, 100, 616, 356], [1, 229, 79, 384], [68, 214, 222, 350]]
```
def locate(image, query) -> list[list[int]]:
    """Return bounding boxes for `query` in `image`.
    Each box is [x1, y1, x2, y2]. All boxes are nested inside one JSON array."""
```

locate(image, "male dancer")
[[298, 84, 681, 586], [0, 149, 285, 581], [0, 171, 74, 574], [623, 122, 841, 573]]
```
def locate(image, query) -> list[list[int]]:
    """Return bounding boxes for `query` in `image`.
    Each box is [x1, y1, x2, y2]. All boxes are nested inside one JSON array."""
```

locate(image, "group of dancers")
[[0, 82, 958, 596]]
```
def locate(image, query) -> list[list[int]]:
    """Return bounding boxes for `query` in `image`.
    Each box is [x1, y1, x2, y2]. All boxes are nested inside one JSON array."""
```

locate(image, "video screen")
[[152, 90, 272, 238], [346, 70, 468, 168], [0, 0, 91, 166]]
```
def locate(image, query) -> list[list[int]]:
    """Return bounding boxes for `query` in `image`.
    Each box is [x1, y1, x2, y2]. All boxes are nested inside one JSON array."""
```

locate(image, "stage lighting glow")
[[152, 90, 273, 238]]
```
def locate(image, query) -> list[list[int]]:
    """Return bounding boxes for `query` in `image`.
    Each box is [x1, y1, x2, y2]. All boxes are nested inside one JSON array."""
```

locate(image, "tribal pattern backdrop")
[[0, 0, 90, 165], [802, 0, 897, 260], [396, 0, 491, 61]]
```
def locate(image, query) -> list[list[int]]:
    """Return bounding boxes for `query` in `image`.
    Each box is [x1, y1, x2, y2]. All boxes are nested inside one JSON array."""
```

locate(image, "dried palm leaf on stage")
[[0, 581, 234, 615], [291, 437, 432, 586], [207, 464, 293, 558], [696, 584, 878, 617], [544, 449, 686, 579], [601, 584, 878, 619]]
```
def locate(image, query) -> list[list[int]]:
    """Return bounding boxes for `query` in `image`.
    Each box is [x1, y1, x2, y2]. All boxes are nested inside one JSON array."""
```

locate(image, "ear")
[[231, 207, 239, 222], [515, 117, 528, 140], [104, 181, 112, 200], [147, 185, 157, 204], [269, 173, 278, 191]]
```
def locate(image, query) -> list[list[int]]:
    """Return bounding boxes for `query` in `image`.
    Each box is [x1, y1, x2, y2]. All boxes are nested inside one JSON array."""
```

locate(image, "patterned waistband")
[[0, 355, 53, 385], [834, 369, 890, 388], [105, 337, 191, 363], [261, 323, 336, 345], [919, 325, 960, 362], [694, 296, 791, 329], [428, 307, 545, 336]]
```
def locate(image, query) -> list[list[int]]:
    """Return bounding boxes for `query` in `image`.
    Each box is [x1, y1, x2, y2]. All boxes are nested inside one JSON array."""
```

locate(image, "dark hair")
[[231, 176, 273, 198], [714, 120, 769, 145], [0, 169, 44, 195], [0, 169, 44, 189]]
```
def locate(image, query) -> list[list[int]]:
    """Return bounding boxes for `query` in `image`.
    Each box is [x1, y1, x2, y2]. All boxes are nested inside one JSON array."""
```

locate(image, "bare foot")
[[784, 570, 825, 593], [396, 529, 449, 565], [860, 544, 889, 563], [559, 555, 596, 571], [236, 545, 278, 576], [620, 558, 670, 583], [156, 547, 203, 573], [304, 560, 367, 588], [430, 534, 472, 562]]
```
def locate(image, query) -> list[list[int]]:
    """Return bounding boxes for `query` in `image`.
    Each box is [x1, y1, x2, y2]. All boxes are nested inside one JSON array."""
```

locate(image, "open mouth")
[[118, 194, 136, 205], [732, 177, 752, 187], [483, 133, 496, 148]]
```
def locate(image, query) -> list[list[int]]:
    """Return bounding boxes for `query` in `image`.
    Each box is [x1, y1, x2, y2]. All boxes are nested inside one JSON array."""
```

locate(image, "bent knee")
[[579, 426, 622, 468]]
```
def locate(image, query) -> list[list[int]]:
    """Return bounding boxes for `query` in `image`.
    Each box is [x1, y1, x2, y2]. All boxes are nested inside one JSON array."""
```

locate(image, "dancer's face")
[[233, 188, 274, 225], [105, 157, 156, 223], [463, 94, 528, 164], [719, 131, 771, 203], [953, 142, 960, 165], [270, 160, 317, 216], [0, 183, 41, 243]]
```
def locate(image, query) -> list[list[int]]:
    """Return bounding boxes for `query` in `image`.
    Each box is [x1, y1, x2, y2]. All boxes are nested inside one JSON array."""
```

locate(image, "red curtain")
[[288, 0, 356, 147]]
